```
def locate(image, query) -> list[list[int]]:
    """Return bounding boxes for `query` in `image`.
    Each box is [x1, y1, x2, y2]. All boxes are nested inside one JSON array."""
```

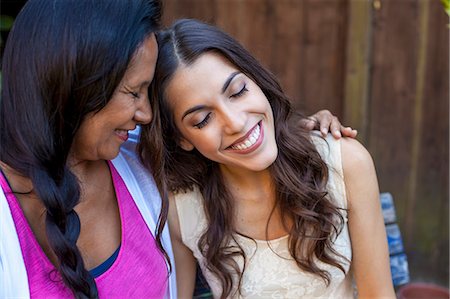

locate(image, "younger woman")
[[146, 19, 395, 298]]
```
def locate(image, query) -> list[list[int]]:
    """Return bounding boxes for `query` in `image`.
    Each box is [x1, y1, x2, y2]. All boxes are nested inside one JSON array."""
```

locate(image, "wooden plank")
[[410, 0, 449, 286], [369, 0, 449, 287], [404, 0, 429, 250], [162, 0, 217, 25], [368, 0, 418, 220], [215, 0, 274, 67], [295, 0, 347, 115], [343, 0, 372, 143]]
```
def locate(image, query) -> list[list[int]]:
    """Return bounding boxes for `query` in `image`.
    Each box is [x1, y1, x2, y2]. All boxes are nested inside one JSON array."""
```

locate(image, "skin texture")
[[1, 34, 158, 270], [166, 53, 395, 298]]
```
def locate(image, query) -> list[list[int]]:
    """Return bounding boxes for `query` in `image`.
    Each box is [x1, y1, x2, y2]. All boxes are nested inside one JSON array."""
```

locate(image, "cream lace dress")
[[174, 134, 354, 298]]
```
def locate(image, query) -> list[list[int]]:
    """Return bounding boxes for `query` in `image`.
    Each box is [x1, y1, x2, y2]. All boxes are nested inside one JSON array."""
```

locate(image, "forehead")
[[165, 52, 238, 108], [123, 34, 159, 86]]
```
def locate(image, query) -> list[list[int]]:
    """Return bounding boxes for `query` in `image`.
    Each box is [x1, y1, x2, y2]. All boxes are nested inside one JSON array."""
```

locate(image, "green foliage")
[[442, 0, 450, 17], [0, 15, 14, 31]]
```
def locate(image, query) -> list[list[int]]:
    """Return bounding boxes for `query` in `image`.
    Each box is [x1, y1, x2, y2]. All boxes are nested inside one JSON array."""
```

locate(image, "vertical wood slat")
[[343, 0, 372, 143], [296, 0, 347, 116], [412, 0, 449, 285], [405, 0, 429, 252], [368, 0, 419, 220], [368, 0, 448, 286]]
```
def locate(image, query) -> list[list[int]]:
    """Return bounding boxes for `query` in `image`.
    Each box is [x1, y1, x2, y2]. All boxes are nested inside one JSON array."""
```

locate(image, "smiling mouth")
[[230, 122, 261, 150], [115, 129, 129, 141]]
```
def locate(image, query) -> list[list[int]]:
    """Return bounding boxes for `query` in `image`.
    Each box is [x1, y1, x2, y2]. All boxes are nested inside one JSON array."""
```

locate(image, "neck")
[[69, 159, 113, 203], [220, 166, 275, 204], [219, 165, 290, 240]]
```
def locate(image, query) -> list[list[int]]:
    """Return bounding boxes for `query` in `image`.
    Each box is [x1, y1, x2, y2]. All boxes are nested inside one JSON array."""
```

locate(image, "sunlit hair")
[[144, 19, 346, 298], [0, 1, 163, 298]]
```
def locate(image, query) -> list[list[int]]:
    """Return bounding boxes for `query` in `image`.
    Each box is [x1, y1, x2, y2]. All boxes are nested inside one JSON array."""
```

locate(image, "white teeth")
[[231, 124, 261, 150]]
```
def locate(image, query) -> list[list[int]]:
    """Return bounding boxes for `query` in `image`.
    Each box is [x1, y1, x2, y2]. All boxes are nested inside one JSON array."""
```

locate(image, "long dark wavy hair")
[[143, 19, 347, 298], [0, 1, 163, 298]]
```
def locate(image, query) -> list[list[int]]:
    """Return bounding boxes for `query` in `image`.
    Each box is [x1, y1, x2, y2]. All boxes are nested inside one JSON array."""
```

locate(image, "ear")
[[179, 137, 195, 151]]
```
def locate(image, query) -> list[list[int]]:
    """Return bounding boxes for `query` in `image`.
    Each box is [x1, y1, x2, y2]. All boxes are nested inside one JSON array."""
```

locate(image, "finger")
[[341, 127, 358, 138], [332, 129, 342, 139], [299, 118, 317, 130], [350, 128, 358, 138], [330, 116, 342, 139], [319, 116, 332, 137]]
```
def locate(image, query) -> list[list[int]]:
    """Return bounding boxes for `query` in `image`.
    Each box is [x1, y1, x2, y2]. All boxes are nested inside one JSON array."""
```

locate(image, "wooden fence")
[[162, 0, 449, 287], [2, 0, 448, 289]]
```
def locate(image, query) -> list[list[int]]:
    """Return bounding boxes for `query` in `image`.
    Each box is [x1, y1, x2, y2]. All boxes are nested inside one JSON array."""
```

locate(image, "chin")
[[253, 151, 278, 171], [101, 148, 122, 161]]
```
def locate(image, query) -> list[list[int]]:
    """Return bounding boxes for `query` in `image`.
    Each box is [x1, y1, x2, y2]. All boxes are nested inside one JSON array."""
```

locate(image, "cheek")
[[188, 130, 221, 153]]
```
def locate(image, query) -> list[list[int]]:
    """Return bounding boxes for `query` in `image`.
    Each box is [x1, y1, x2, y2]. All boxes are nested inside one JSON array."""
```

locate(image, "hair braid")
[[31, 165, 97, 298]]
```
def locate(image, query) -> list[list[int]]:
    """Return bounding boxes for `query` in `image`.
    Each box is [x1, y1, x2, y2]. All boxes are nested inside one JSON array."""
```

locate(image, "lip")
[[115, 129, 129, 142], [227, 121, 264, 154]]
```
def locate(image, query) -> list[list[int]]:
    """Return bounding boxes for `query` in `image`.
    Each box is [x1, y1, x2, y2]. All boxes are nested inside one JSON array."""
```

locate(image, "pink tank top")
[[0, 163, 168, 298]]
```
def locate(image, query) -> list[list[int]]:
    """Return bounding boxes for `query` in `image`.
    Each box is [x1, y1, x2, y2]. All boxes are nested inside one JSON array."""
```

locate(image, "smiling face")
[[70, 34, 158, 163], [165, 52, 278, 175]]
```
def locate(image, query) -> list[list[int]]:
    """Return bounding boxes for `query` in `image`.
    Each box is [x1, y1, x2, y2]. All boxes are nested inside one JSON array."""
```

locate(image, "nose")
[[221, 104, 246, 135], [134, 96, 153, 125]]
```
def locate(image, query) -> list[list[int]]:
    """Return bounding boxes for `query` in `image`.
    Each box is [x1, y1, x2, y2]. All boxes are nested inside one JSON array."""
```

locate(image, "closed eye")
[[231, 84, 248, 98], [129, 91, 140, 99], [194, 112, 212, 129]]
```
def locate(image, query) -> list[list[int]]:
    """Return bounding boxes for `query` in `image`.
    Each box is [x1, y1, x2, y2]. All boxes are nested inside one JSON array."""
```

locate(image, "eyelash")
[[194, 113, 211, 129], [129, 91, 140, 99], [193, 84, 248, 129], [231, 84, 248, 98]]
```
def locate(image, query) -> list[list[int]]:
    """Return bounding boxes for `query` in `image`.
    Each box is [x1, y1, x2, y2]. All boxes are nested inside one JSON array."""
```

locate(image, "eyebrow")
[[182, 104, 206, 120], [128, 80, 152, 90], [222, 71, 240, 94], [181, 71, 241, 120]]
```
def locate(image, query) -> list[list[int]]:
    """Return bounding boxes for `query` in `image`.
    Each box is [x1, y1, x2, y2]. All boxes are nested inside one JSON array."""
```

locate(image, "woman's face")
[[165, 52, 278, 174], [70, 34, 158, 163]]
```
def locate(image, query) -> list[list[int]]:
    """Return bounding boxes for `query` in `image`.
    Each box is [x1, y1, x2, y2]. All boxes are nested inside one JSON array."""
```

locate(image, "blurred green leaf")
[[442, 0, 450, 17], [0, 15, 14, 31]]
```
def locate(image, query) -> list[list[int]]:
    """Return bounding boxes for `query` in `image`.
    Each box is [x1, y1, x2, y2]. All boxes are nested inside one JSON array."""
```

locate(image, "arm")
[[168, 193, 197, 299], [340, 138, 396, 298], [301, 110, 358, 139]]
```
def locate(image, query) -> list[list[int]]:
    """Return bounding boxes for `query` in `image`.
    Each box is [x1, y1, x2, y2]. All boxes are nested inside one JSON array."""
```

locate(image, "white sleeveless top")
[[174, 134, 354, 298]]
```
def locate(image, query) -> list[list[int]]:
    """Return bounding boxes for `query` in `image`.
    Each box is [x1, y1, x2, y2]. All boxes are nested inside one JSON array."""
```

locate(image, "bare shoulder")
[[340, 139, 395, 297], [339, 138, 379, 209], [340, 137, 375, 175]]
